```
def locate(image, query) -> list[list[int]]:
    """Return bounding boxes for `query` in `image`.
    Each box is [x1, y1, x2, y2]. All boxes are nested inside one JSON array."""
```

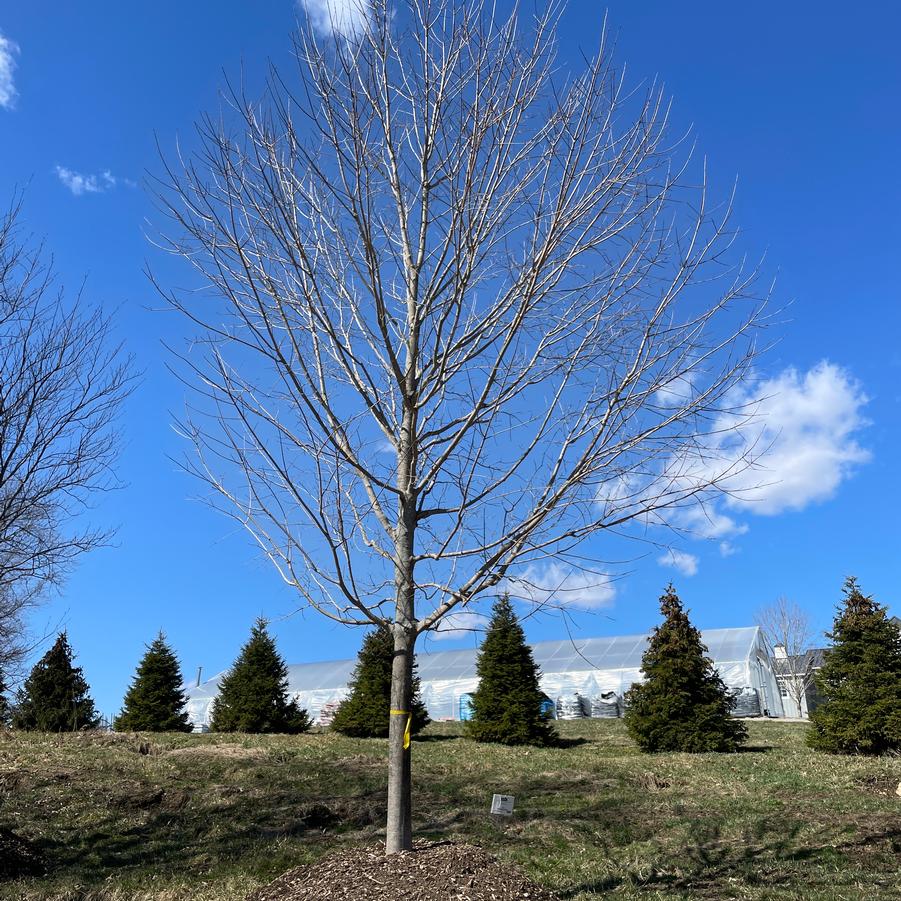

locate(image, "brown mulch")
[[0, 827, 44, 879], [247, 841, 558, 901]]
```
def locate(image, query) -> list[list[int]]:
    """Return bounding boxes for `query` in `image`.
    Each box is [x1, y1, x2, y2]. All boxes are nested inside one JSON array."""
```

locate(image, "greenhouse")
[[184, 625, 784, 728]]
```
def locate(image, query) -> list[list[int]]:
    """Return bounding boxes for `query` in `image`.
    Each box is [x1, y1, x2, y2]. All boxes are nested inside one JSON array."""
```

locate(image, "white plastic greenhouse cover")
[[185, 625, 784, 726]]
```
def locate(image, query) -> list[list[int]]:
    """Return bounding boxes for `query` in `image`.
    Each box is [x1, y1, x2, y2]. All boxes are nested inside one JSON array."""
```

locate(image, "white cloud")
[[675, 503, 748, 541], [0, 31, 19, 110], [503, 563, 616, 611], [298, 0, 371, 38], [597, 361, 869, 555], [654, 371, 696, 408], [55, 166, 130, 197], [716, 362, 870, 515], [595, 473, 643, 514], [657, 549, 699, 577], [429, 609, 490, 641]]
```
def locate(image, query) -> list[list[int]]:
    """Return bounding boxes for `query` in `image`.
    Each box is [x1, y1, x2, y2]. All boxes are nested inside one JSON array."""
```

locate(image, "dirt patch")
[[163, 788, 192, 811], [854, 774, 901, 797], [635, 771, 671, 792], [0, 827, 44, 879], [329, 793, 386, 828], [163, 745, 268, 761], [294, 794, 386, 830], [111, 784, 165, 810], [298, 803, 340, 830], [107, 781, 192, 812], [67, 731, 163, 755], [1, 765, 76, 791], [0, 768, 25, 792], [247, 841, 556, 900]]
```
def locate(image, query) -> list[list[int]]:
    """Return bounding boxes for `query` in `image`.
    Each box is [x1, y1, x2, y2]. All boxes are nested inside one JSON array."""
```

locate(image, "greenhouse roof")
[[187, 626, 765, 697]]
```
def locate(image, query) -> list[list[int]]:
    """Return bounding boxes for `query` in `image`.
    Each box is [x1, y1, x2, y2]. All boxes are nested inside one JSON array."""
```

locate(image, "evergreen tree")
[[210, 619, 310, 733], [807, 577, 901, 754], [114, 632, 193, 732], [331, 624, 430, 738], [12, 633, 100, 731], [625, 585, 746, 753], [465, 594, 555, 746], [0, 669, 11, 727]]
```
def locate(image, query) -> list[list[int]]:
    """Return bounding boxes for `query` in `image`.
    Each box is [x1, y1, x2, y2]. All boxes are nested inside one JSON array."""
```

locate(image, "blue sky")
[[1, 1, 898, 717]]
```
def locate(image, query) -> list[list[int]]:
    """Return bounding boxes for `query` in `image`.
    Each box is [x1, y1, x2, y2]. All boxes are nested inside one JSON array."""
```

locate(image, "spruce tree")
[[807, 577, 901, 754], [210, 619, 310, 733], [625, 585, 746, 753], [12, 633, 100, 731], [465, 594, 555, 746], [114, 632, 193, 732], [331, 624, 430, 738], [0, 669, 11, 727]]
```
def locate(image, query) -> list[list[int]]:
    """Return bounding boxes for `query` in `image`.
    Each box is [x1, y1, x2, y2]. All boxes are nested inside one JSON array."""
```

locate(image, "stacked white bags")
[[589, 691, 623, 718], [556, 693, 589, 719], [730, 687, 761, 717]]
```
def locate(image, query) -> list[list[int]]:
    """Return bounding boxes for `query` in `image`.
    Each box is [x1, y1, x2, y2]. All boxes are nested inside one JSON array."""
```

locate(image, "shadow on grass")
[[23, 762, 387, 890], [557, 819, 801, 896], [556, 819, 901, 898], [551, 737, 590, 749]]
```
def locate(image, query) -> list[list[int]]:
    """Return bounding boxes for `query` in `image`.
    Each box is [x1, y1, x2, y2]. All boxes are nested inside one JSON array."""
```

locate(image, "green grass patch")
[[1, 720, 900, 899]]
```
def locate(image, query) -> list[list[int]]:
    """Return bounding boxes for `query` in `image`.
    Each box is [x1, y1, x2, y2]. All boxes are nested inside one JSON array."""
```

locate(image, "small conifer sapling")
[[466, 594, 555, 746], [807, 577, 901, 754], [211, 619, 311, 733], [331, 624, 430, 738], [114, 632, 193, 732], [625, 585, 746, 753], [13, 633, 100, 732]]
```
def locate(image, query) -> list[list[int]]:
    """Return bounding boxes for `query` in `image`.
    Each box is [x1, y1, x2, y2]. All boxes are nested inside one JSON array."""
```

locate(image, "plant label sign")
[[490, 793, 515, 816]]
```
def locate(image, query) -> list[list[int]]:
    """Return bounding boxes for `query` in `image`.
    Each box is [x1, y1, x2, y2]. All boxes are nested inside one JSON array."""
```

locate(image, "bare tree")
[[0, 198, 132, 679], [757, 596, 818, 717], [158, 0, 769, 852]]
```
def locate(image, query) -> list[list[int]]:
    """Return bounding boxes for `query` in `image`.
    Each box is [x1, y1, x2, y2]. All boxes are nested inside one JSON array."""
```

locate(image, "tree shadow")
[[18, 759, 388, 890], [551, 736, 589, 749], [556, 818, 901, 898]]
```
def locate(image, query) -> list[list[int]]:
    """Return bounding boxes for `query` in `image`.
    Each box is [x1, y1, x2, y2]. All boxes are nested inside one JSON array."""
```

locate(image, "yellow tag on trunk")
[[390, 709, 412, 750]]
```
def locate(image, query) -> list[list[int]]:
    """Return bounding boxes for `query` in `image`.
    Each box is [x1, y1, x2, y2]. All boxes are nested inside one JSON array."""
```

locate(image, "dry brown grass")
[[1, 720, 900, 900]]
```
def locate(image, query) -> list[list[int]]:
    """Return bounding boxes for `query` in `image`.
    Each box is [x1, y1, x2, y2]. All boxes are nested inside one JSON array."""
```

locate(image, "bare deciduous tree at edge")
[[158, 0, 769, 853], [0, 198, 132, 678], [757, 596, 818, 717]]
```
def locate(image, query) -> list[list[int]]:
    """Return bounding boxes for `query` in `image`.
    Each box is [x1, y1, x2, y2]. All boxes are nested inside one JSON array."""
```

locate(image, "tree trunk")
[[790, 675, 806, 718], [386, 623, 415, 853], [387, 423, 416, 853], [387, 352, 418, 854]]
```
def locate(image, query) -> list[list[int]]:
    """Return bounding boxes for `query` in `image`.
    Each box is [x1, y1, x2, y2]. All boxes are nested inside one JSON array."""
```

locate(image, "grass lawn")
[[1, 719, 900, 900]]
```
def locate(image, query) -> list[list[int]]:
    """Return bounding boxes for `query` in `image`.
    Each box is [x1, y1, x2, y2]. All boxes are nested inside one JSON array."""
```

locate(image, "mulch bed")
[[248, 841, 557, 900]]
